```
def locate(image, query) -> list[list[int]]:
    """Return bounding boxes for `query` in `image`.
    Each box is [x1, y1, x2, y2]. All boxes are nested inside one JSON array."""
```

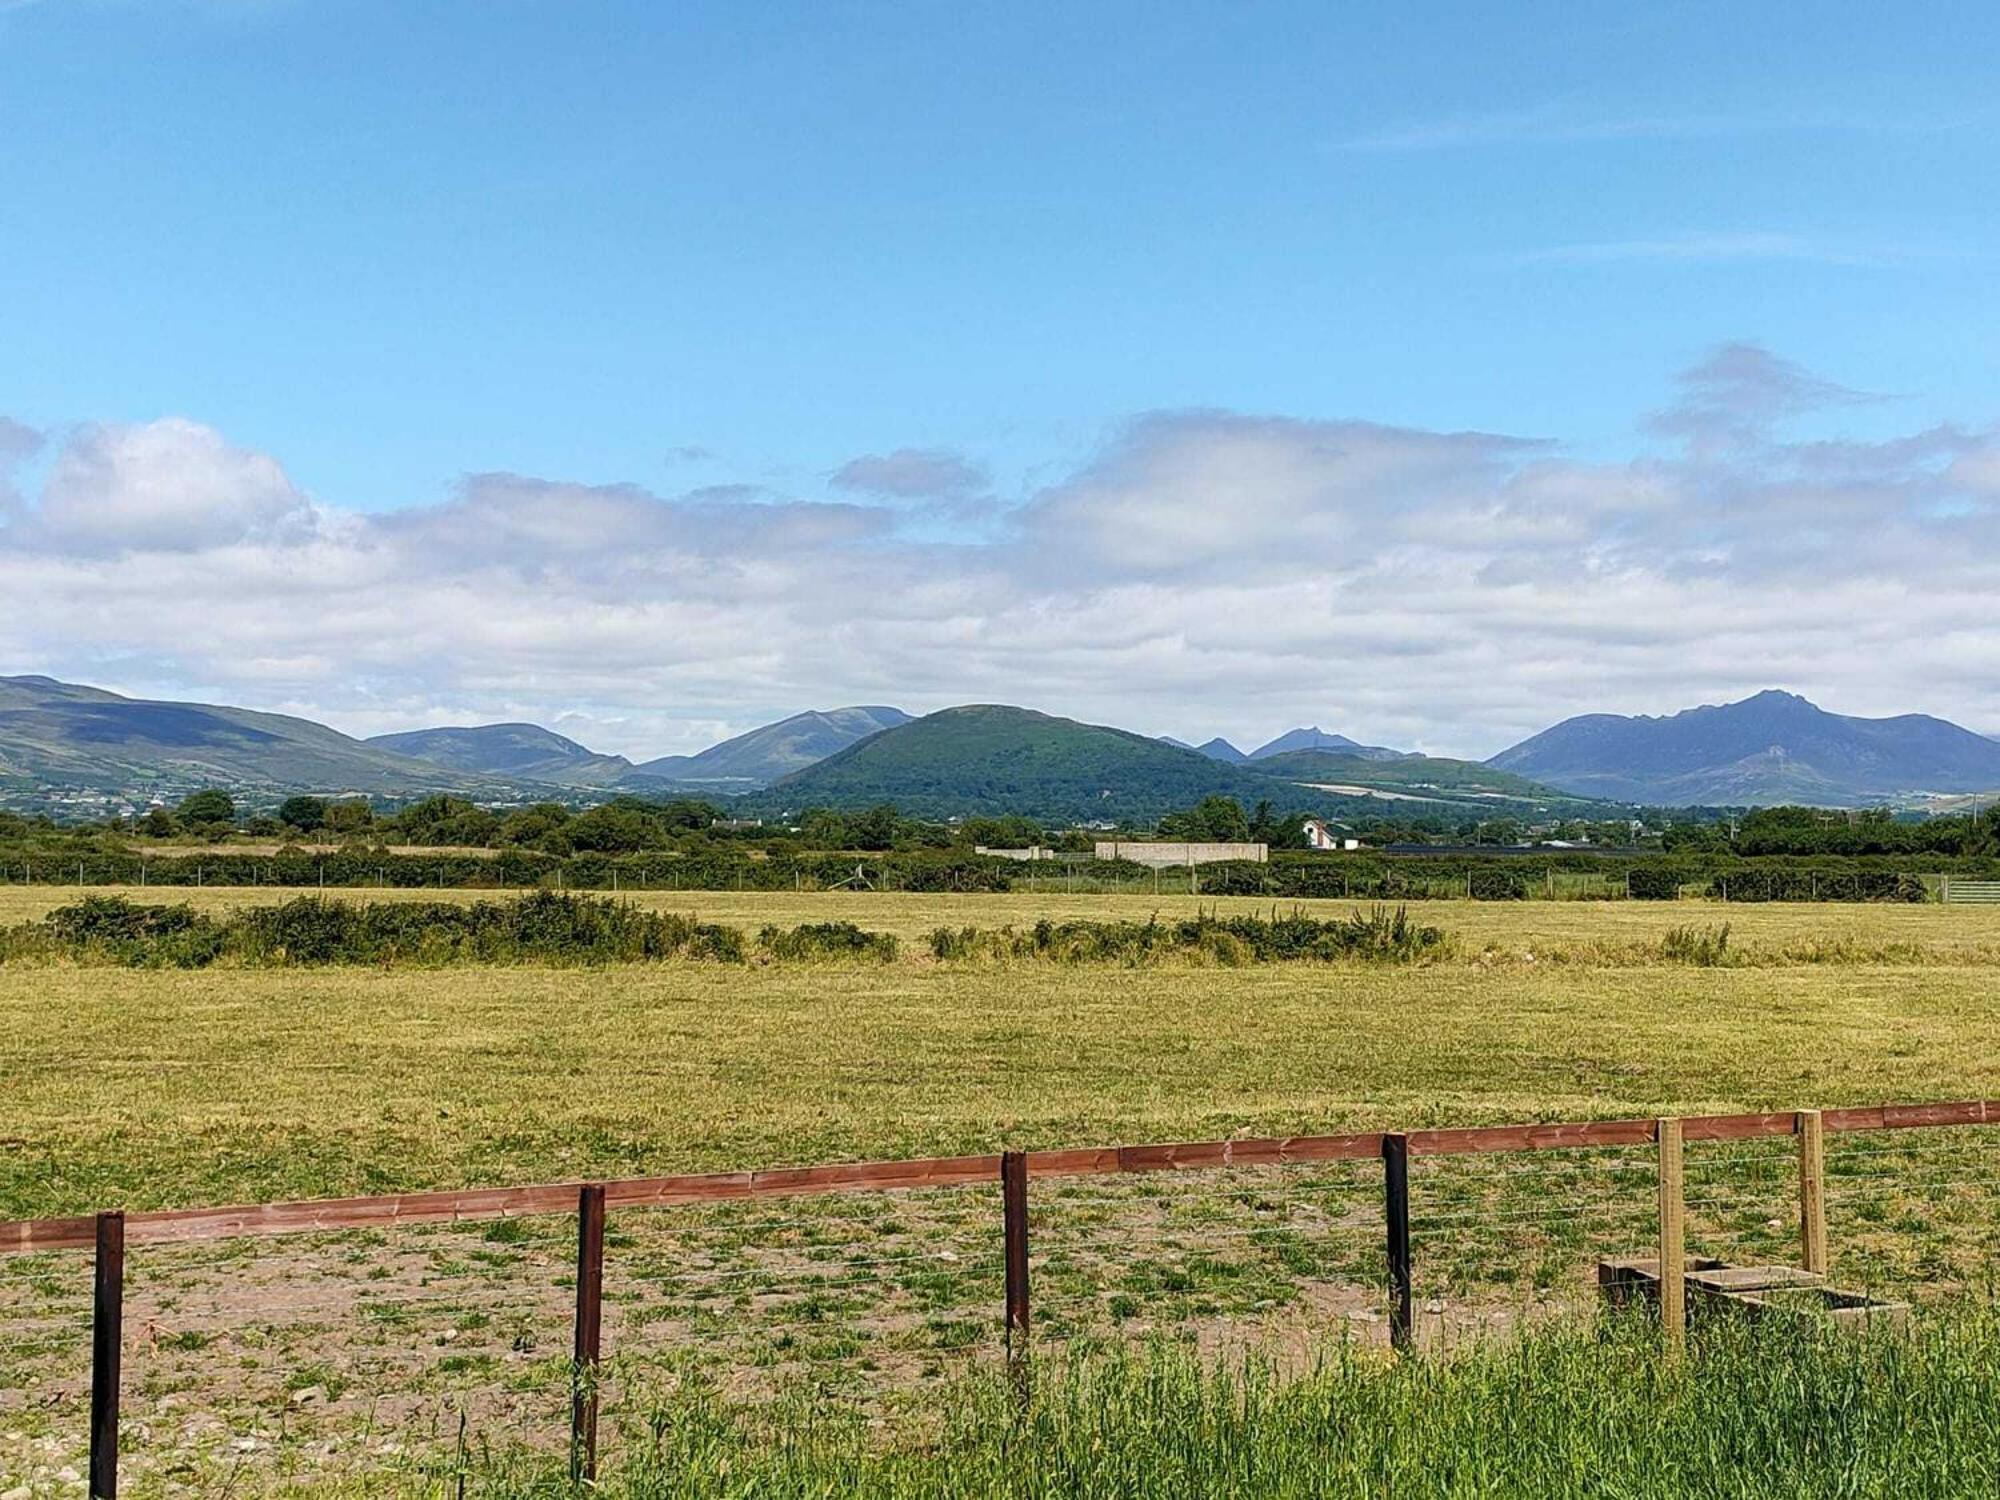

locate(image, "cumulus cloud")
[[26, 417, 315, 553], [1, 349, 1997, 759]]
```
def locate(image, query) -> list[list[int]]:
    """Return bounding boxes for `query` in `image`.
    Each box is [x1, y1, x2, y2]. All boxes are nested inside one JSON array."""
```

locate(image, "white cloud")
[[1, 349, 1997, 760], [29, 417, 315, 553]]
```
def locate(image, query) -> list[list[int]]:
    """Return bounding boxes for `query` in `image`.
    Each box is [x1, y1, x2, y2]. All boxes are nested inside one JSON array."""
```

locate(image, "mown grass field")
[[2, 890, 1998, 1216], [1, 890, 1997, 1493]]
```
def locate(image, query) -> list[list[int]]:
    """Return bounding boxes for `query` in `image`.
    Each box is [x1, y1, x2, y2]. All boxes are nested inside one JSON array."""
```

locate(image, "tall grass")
[[928, 905, 1449, 966], [0, 891, 745, 966], [460, 1307, 2000, 1498]]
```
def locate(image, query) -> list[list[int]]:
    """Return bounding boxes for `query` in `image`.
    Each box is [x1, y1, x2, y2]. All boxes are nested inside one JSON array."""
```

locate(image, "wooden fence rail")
[[7, 1097, 1996, 1498]]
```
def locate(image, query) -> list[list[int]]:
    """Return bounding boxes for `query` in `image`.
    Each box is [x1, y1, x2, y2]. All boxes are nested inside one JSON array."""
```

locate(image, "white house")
[[1302, 817, 1360, 852]]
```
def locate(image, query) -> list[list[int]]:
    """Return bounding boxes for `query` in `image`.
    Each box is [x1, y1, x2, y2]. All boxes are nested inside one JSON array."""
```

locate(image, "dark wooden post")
[[1001, 1150, 1030, 1361], [1382, 1133, 1412, 1352], [90, 1210, 125, 1500], [571, 1185, 606, 1484]]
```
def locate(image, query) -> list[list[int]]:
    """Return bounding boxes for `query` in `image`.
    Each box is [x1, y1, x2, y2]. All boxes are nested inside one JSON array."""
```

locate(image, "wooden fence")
[[4, 1097, 1996, 1496]]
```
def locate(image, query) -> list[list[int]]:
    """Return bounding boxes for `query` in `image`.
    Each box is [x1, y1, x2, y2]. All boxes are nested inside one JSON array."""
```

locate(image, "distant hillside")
[[1491, 690, 2000, 806], [750, 705, 1285, 821], [0, 675, 502, 799], [1253, 751, 1559, 799], [367, 723, 633, 786], [1248, 726, 1406, 762], [634, 706, 911, 789], [1194, 737, 1248, 763]]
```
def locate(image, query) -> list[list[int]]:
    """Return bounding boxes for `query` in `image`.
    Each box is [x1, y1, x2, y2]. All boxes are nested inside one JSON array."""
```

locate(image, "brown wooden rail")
[[3, 1099, 1994, 1257]]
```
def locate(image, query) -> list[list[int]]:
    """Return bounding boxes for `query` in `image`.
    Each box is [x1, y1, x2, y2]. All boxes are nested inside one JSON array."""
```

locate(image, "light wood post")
[[1796, 1110, 1828, 1276], [1657, 1118, 1684, 1353]]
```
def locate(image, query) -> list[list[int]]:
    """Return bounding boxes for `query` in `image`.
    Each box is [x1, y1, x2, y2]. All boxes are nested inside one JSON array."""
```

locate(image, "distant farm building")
[[1301, 818, 1361, 852], [1094, 841, 1267, 867], [974, 845, 1058, 862]]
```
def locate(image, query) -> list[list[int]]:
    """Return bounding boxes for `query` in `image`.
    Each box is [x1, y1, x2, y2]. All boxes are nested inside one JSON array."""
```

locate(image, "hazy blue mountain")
[[0, 674, 503, 797], [1194, 737, 1248, 763], [633, 706, 911, 789], [1490, 690, 2000, 805], [367, 723, 632, 786], [1248, 726, 1407, 761]]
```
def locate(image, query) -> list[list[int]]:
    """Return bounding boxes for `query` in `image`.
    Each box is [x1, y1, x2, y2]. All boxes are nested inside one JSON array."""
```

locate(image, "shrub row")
[[9, 894, 745, 967], [927, 906, 1449, 966], [1707, 871, 1928, 903]]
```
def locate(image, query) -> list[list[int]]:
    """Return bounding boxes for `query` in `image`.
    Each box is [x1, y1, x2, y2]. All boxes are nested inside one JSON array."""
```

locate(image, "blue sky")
[[2, 1, 1998, 757]]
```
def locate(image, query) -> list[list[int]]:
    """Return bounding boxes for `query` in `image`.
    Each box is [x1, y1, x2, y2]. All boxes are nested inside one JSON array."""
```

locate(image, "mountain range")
[[5, 673, 1997, 816], [748, 707, 1601, 823], [366, 723, 634, 787], [0, 675, 511, 800], [629, 707, 911, 787], [1489, 690, 2000, 806]]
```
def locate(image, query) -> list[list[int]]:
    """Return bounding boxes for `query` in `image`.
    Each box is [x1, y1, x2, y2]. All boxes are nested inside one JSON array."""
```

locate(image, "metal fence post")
[[90, 1211, 125, 1500], [571, 1185, 606, 1484], [1382, 1133, 1412, 1351]]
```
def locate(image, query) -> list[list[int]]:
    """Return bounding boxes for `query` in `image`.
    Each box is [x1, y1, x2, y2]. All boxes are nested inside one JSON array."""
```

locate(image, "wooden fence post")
[[1382, 1133, 1412, 1352], [90, 1210, 125, 1500], [1657, 1119, 1685, 1354], [1001, 1151, 1030, 1365], [1796, 1110, 1828, 1276], [571, 1185, 606, 1484]]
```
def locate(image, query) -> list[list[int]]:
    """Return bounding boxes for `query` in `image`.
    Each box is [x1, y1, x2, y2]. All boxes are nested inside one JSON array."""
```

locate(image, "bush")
[[928, 906, 1448, 966], [1468, 868, 1528, 901], [1625, 866, 1684, 900], [756, 922, 900, 962], [9, 892, 744, 967]]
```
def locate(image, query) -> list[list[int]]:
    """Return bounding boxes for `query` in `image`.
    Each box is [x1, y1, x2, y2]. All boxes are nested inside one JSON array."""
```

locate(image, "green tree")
[[848, 804, 901, 850], [323, 799, 375, 834], [962, 815, 1044, 849], [139, 807, 179, 838], [175, 789, 236, 828], [1160, 795, 1250, 843], [276, 795, 328, 833]]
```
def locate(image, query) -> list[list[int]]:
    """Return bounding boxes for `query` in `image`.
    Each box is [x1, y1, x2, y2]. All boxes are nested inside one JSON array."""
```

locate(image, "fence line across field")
[[6, 1096, 1997, 1497]]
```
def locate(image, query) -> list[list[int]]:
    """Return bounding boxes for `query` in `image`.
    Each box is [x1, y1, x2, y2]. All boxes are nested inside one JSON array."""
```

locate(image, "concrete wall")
[[1093, 841, 1268, 867]]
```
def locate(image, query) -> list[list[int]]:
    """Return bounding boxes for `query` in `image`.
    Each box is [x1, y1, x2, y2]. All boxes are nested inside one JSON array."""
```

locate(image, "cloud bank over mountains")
[[1, 345, 1995, 760]]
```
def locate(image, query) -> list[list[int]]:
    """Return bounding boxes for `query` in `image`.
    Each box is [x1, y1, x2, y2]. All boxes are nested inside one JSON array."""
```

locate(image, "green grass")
[[434, 1308, 2000, 1498], [3, 891, 1999, 1492]]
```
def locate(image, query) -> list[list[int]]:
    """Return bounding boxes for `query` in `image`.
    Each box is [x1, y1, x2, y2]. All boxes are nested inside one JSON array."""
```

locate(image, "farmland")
[[2, 890, 1999, 1492]]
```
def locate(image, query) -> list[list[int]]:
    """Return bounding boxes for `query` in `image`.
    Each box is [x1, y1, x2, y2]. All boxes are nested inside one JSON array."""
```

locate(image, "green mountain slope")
[[632, 706, 911, 789], [367, 723, 633, 786], [0, 675, 507, 798], [749, 705, 1286, 821]]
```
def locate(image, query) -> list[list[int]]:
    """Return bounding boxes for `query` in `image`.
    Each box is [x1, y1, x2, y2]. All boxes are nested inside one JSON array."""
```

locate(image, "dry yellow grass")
[[0, 888, 1996, 1217], [3, 888, 1997, 1492]]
